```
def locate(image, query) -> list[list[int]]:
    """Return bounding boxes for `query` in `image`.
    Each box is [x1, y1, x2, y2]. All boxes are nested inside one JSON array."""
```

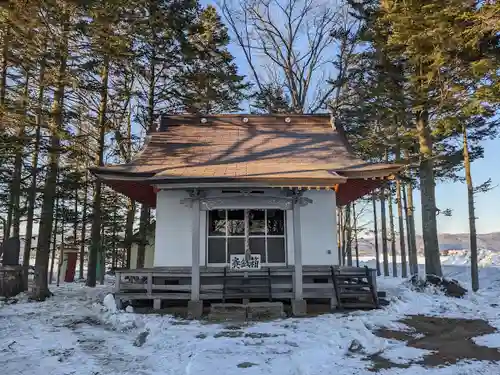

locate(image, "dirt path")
[[370, 315, 500, 371]]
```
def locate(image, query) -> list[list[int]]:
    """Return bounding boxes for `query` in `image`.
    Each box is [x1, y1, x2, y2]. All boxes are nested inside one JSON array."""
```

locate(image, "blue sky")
[[419, 138, 500, 234]]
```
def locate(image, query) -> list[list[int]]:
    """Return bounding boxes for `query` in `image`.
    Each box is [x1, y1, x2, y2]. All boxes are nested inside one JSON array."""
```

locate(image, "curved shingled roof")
[[91, 114, 401, 186]]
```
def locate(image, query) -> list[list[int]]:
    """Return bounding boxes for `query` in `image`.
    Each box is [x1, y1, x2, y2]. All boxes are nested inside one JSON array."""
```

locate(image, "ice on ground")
[[473, 333, 500, 348]]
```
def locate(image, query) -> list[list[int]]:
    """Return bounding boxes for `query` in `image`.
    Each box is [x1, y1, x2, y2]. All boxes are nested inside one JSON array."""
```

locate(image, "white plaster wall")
[[130, 243, 138, 269], [154, 190, 194, 267], [152, 188, 337, 268], [129, 237, 155, 269], [299, 190, 338, 265]]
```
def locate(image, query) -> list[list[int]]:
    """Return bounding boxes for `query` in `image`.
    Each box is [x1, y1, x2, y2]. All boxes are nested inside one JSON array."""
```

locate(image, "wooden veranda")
[[114, 265, 379, 312]]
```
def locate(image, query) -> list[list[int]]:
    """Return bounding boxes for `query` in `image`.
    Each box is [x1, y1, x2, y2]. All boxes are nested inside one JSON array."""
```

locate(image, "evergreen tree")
[[178, 5, 249, 114], [343, 0, 499, 279], [33, 2, 75, 300], [250, 83, 292, 114], [378, 0, 499, 277]]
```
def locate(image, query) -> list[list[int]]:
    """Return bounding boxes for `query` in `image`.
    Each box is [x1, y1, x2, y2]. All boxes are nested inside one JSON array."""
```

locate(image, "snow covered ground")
[[2, 256, 500, 374]]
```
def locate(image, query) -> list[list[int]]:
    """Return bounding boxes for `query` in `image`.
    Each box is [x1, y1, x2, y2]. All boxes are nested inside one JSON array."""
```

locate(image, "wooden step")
[[330, 266, 378, 310], [221, 293, 273, 298], [338, 292, 373, 298], [337, 284, 370, 289], [340, 302, 378, 309], [225, 284, 270, 288], [335, 274, 367, 278], [224, 276, 271, 280]]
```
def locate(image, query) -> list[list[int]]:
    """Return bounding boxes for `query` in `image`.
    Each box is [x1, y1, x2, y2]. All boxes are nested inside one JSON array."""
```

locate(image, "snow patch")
[[473, 333, 500, 348], [125, 305, 134, 313], [102, 293, 117, 313], [381, 345, 433, 364], [3, 264, 500, 374]]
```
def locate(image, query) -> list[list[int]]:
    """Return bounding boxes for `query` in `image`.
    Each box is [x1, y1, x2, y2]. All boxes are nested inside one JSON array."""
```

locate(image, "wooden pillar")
[[191, 198, 201, 301], [292, 200, 303, 300]]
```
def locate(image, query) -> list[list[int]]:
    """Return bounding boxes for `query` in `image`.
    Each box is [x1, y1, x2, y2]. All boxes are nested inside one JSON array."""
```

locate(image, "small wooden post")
[[191, 198, 201, 301], [114, 271, 121, 293], [244, 209, 250, 261], [292, 199, 303, 300], [147, 272, 152, 295]]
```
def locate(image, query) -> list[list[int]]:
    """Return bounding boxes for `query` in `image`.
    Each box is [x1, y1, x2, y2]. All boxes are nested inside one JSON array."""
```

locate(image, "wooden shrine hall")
[[91, 114, 402, 317]]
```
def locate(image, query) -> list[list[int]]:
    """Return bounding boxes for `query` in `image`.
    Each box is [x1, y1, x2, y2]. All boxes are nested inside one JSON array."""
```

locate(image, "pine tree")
[[343, 0, 499, 280], [33, 3, 73, 300], [84, 0, 135, 287], [250, 83, 292, 114], [379, 0, 500, 277], [178, 5, 249, 114]]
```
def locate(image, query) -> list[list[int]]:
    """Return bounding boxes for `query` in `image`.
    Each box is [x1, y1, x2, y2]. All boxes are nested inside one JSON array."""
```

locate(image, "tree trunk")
[[124, 107, 135, 269], [403, 149, 418, 275], [463, 126, 478, 291], [147, 52, 156, 132], [49, 191, 59, 284], [79, 172, 88, 280], [372, 192, 381, 276], [416, 110, 442, 277], [87, 55, 110, 287], [345, 203, 353, 266], [406, 181, 419, 276], [380, 188, 389, 276], [353, 202, 359, 267], [9, 71, 30, 240], [32, 21, 68, 300], [124, 200, 135, 268], [402, 185, 412, 270], [2, 26, 11, 233], [71, 181, 78, 280], [73, 186, 78, 248], [388, 185, 397, 277], [56, 207, 65, 287], [137, 204, 150, 269], [23, 54, 46, 289], [99, 224, 105, 285], [397, 178, 408, 278]]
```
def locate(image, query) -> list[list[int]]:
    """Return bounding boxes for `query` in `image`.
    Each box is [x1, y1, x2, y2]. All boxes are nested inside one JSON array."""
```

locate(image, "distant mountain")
[[357, 232, 500, 256]]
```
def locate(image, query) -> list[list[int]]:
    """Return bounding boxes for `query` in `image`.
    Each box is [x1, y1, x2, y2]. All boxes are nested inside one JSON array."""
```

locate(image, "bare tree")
[[221, 0, 352, 113]]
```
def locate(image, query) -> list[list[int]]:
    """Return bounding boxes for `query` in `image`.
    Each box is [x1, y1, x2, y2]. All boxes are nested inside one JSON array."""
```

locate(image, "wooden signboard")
[[230, 254, 261, 270]]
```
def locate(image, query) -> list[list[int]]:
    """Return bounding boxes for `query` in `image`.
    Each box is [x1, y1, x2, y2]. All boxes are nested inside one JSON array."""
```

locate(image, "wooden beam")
[[114, 271, 121, 293], [191, 197, 201, 301], [147, 272, 152, 295], [292, 197, 303, 300]]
